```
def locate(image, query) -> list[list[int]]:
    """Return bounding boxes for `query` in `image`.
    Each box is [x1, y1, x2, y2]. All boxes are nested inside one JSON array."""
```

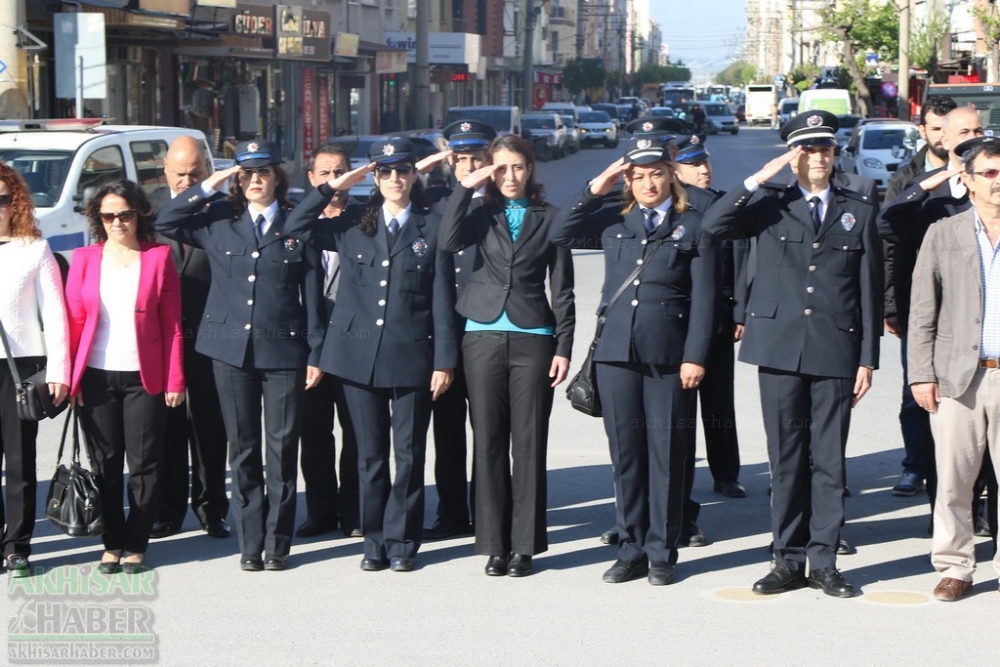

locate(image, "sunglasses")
[[0, 194, 11, 207], [239, 167, 274, 178], [972, 169, 1000, 180], [99, 210, 137, 223], [376, 165, 413, 179]]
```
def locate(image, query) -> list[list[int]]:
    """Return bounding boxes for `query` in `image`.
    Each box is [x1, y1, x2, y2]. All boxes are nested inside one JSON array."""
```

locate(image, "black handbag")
[[566, 240, 661, 417], [46, 409, 105, 538], [0, 317, 68, 421]]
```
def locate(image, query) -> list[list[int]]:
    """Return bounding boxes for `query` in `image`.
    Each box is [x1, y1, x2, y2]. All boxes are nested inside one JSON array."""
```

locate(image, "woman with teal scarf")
[[441, 134, 575, 577]]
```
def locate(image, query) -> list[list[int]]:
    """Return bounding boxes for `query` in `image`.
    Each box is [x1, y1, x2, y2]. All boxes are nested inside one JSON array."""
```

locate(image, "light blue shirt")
[[974, 210, 1000, 358]]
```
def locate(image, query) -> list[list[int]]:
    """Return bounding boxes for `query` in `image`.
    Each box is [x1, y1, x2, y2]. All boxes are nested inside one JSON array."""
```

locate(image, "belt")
[[979, 358, 1000, 369]]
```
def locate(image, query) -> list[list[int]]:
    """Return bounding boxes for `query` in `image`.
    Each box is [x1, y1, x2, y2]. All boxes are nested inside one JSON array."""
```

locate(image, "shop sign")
[[233, 4, 274, 37], [376, 51, 407, 74], [276, 7, 331, 62], [302, 67, 316, 157], [318, 73, 330, 145], [383, 32, 480, 68], [335, 33, 359, 58]]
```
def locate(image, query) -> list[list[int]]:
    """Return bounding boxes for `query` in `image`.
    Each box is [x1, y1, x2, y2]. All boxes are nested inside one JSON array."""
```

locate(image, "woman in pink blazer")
[[66, 179, 184, 575]]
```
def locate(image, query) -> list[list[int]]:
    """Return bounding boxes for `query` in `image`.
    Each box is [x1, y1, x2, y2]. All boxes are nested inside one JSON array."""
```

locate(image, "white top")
[[88, 260, 141, 371], [0, 237, 70, 385]]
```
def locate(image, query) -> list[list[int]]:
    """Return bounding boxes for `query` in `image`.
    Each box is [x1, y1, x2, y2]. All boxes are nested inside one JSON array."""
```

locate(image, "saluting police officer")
[[702, 110, 882, 598], [308, 139, 458, 572]]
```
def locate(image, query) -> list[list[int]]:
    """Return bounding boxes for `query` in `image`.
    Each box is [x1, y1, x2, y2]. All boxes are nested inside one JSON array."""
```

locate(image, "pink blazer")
[[66, 242, 184, 397]]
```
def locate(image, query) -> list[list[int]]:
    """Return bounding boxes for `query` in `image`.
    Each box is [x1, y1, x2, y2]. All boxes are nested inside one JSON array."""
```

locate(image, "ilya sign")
[[276, 6, 331, 61]]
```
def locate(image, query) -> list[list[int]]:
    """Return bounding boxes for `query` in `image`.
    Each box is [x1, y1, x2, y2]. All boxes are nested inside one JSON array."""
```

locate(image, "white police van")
[[0, 119, 213, 252]]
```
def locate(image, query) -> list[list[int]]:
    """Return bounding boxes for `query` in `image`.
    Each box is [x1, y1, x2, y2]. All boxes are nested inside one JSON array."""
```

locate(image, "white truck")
[[745, 84, 776, 127]]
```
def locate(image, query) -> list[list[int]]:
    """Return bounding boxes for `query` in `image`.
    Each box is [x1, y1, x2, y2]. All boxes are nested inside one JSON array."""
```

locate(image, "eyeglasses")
[[0, 194, 11, 208], [972, 169, 1000, 180], [376, 165, 413, 179], [99, 210, 137, 223], [239, 167, 274, 178]]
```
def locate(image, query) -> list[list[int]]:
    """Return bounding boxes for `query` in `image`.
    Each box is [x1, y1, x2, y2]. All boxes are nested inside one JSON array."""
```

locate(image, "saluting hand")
[[549, 355, 570, 388], [165, 392, 185, 408], [852, 367, 874, 407], [327, 163, 376, 192], [919, 167, 963, 193], [680, 362, 705, 390], [305, 366, 324, 390], [204, 165, 241, 192], [588, 158, 629, 197], [751, 146, 801, 186], [416, 150, 453, 174], [461, 163, 502, 191], [431, 369, 454, 401]]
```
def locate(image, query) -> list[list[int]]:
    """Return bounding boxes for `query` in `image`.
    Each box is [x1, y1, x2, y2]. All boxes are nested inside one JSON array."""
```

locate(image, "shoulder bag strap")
[[594, 240, 662, 339], [0, 316, 24, 388], [56, 407, 73, 464]]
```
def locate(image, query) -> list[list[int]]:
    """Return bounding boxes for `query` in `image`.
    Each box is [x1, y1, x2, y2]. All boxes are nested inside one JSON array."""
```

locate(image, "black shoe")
[[360, 557, 389, 572], [837, 538, 855, 555], [599, 527, 619, 545], [507, 554, 532, 577], [201, 518, 230, 538], [485, 555, 508, 576], [98, 561, 120, 575], [752, 562, 807, 595], [5, 555, 30, 578], [264, 556, 288, 571], [602, 559, 649, 583], [240, 557, 263, 572], [150, 519, 182, 539], [296, 517, 337, 538], [843, 486, 852, 498], [389, 557, 414, 572], [341, 520, 363, 538], [424, 521, 473, 540], [713, 480, 747, 498], [648, 562, 675, 586], [122, 558, 147, 575], [807, 567, 855, 598], [679, 527, 707, 548]]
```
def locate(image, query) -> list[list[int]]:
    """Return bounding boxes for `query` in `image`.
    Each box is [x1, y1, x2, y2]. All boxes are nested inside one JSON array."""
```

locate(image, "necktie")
[[254, 214, 266, 242], [643, 208, 658, 234], [809, 197, 822, 234], [387, 218, 399, 251]]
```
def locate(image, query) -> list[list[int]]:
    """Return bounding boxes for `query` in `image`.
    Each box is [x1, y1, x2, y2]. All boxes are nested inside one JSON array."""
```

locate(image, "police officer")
[[550, 118, 717, 586], [154, 140, 330, 572], [308, 139, 458, 572], [702, 110, 882, 598]]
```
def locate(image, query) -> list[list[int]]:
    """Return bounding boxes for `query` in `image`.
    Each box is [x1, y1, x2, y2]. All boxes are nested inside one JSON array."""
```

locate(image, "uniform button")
[[458, 250, 465, 256], [378, 299, 386, 307], [455, 267, 462, 273], [812, 242, 820, 249], [357, 254, 362, 259], [247, 299, 254, 305], [633, 279, 640, 286], [842, 245, 849, 250], [503, 284, 510, 290], [226, 251, 232, 256], [631, 299, 638, 306], [780, 236, 786, 241], [616, 233, 623, 238], [283, 259, 289, 264], [636, 259, 643, 265], [804, 309, 813, 316], [381, 259, 390, 267], [251, 251, 260, 258], [379, 280, 387, 287], [244, 324, 251, 330], [641, 239, 648, 245], [290, 331, 297, 337], [848, 328, 855, 333], [806, 287, 814, 294], [376, 318, 384, 326], [808, 265, 817, 272], [248, 275, 256, 282]]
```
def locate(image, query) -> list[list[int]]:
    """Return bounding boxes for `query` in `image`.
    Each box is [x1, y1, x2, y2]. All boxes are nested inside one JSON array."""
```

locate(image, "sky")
[[653, 0, 746, 79]]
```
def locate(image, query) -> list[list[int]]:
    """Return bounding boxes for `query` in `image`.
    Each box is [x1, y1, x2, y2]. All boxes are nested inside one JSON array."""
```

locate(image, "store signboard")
[[276, 7, 331, 62], [233, 4, 274, 37], [303, 67, 315, 157]]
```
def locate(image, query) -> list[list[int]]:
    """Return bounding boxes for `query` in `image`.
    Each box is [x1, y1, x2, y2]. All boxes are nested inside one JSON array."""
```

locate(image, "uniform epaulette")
[[835, 186, 875, 205]]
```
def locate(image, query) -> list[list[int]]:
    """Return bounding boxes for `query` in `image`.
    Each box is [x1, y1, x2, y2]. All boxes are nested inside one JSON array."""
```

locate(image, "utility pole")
[[897, 0, 909, 120], [522, 0, 536, 112], [0, 0, 29, 118], [576, 0, 585, 60], [415, 0, 430, 129]]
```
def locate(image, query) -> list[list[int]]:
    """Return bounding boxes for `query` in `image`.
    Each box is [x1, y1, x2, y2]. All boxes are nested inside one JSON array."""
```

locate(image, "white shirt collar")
[[382, 202, 412, 229], [641, 197, 673, 225], [247, 200, 280, 236]]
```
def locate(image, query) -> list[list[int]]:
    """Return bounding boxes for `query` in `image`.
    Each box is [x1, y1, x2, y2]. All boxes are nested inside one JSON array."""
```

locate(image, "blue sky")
[[653, 0, 746, 70]]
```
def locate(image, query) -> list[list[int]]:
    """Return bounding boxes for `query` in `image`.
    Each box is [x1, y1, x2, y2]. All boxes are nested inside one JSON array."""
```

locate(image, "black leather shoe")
[[240, 557, 263, 572], [341, 520, 363, 538], [837, 538, 854, 555], [679, 527, 707, 548], [150, 519, 182, 539], [296, 517, 337, 538], [98, 561, 120, 575], [752, 562, 807, 595], [389, 557, 414, 572], [602, 559, 649, 583], [648, 562, 675, 586], [485, 555, 508, 576], [264, 556, 288, 571], [5, 555, 30, 578], [122, 558, 147, 575], [807, 567, 855, 598], [202, 518, 230, 538], [507, 554, 532, 577], [423, 521, 473, 540], [713, 480, 747, 498], [360, 557, 389, 571], [599, 527, 619, 545]]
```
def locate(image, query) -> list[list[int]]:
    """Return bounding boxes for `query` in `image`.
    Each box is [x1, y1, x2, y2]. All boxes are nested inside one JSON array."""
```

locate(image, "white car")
[[521, 114, 569, 158], [576, 110, 619, 148], [838, 120, 919, 192]]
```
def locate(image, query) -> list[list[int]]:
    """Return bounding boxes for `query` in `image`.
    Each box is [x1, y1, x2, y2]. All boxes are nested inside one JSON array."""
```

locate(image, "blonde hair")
[[620, 160, 688, 215]]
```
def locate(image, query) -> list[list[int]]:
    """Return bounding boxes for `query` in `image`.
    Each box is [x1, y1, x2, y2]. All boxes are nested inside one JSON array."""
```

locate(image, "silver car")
[[577, 110, 619, 148]]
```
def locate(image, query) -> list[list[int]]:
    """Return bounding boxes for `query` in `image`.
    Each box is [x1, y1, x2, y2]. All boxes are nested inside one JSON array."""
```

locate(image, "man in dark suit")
[[703, 110, 882, 598], [150, 135, 231, 540]]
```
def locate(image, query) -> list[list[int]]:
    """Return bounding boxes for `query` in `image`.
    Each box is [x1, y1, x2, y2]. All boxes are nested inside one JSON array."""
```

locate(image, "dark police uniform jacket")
[[548, 185, 716, 367], [309, 205, 459, 389], [154, 186, 328, 370], [441, 185, 575, 359], [702, 181, 881, 379]]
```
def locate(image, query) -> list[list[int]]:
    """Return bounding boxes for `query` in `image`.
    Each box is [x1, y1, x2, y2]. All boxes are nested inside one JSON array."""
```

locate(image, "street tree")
[[820, 0, 898, 116], [715, 61, 757, 87], [908, 9, 950, 80], [563, 59, 608, 95], [972, 3, 1000, 83]]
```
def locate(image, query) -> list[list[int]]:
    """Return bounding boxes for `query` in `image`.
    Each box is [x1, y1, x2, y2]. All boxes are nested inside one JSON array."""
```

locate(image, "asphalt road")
[[6, 127, 992, 667]]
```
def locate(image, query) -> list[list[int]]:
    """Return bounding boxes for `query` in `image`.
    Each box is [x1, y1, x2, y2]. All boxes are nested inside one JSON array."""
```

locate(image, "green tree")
[[714, 61, 757, 87], [789, 64, 821, 92], [820, 0, 898, 116], [909, 8, 950, 78], [973, 4, 1000, 82], [634, 63, 692, 85], [563, 59, 608, 94]]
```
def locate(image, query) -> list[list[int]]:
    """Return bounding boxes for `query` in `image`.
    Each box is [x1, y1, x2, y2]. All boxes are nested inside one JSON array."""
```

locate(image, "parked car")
[[521, 113, 569, 159], [445, 106, 522, 137], [0, 118, 214, 252], [778, 97, 799, 125], [838, 120, 919, 192], [576, 110, 619, 148], [692, 101, 739, 135], [647, 106, 676, 119], [591, 103, 624, 129], [834, 114, 863, 154], [559, 114, 580, 154]]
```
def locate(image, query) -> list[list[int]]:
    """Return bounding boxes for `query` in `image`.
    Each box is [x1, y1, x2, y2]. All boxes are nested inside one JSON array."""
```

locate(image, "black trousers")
[[159, 344, 229, 525], [213, 360, 304, 558], [697, 329, 741, 484], [430, 362, 471, 527], [78, 368, 166, 554], [299, 372, 359, 525], [597, 361, 692, 566], [464, 332, 554, 557], [0, 356, 44, 558], [340, 379, 433, 561], [759, 367, 853, 572]]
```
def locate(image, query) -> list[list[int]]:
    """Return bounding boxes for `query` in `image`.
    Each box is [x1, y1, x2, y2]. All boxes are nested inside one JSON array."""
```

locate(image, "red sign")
[[452, 72, 471, 83], [302, 67, 315, 157], [318, 73, 329, 146]]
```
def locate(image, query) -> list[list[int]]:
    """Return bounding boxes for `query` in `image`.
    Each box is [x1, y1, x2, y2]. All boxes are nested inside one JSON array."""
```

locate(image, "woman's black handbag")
[[46, 409, 105, 537], [0, 317, 67, 421], [566, 241, 661, 417]]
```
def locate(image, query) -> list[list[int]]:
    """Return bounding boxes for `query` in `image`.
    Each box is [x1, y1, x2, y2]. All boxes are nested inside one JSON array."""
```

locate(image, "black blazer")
[[441, 185, 575, 358], [549, 185, 716, 367], [153, 186, 328, 370], [309, 205, 459, 389], [703, 181, 882, 378]]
